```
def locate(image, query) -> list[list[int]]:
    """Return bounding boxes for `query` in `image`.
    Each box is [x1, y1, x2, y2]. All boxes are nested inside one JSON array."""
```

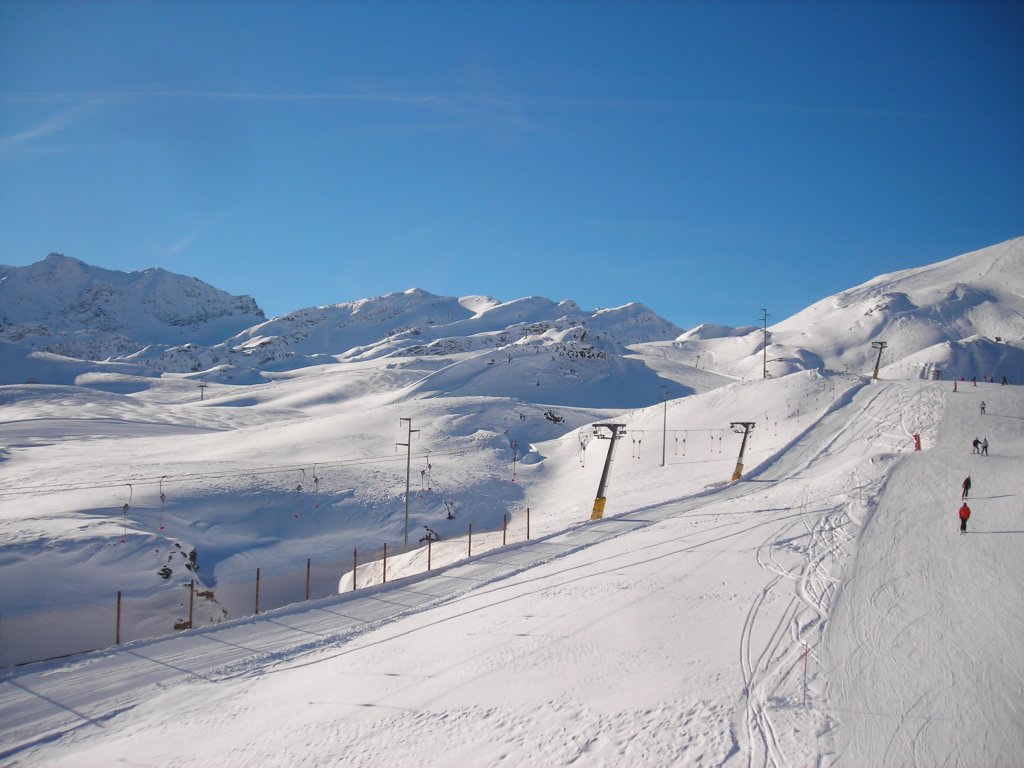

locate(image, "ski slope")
[[823, 381, 1024, 765], [2, 377, 1020, 766]]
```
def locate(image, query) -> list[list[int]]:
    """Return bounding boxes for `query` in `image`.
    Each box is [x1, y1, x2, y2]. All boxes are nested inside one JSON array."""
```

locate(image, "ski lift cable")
[[0, 446, 469, 499]]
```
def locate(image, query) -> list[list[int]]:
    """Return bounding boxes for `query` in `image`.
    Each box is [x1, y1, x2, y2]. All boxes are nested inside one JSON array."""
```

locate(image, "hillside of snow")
[[671, 236, 1024, 382], [1, 238, 1023, 765], [2, 372, 1021, 767]]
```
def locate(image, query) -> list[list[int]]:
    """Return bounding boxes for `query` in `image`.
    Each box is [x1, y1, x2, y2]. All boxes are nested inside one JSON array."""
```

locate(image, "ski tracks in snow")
[[730, 381, 935, 768]]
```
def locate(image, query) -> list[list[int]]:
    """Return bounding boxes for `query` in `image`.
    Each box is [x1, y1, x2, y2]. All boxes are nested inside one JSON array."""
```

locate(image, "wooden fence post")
[[188, 580, 195, 629], [305, 557, 311, 601], [527, 507, 531, 540], [352, 548, 357, 591], [116, 590, 122, 645], [254, 568, 261, 615], [383, 542, 387, 584], [468, 523, 473, 557], [503, 513, 507, 546], [427, 536, 432, 571]]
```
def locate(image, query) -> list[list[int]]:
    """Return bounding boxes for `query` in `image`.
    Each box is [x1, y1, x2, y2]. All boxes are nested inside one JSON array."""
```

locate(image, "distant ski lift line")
[[0, 446, 464, 499], [5, 423, 752, 500]]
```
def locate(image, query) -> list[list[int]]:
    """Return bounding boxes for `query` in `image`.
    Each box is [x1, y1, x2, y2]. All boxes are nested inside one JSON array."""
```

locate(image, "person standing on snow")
[[962, 476, 971, 499], [980, 401, 987, 415], [981, 438, 989, 456], [959, 502, 971, 534], [972, 438, 980, 454]]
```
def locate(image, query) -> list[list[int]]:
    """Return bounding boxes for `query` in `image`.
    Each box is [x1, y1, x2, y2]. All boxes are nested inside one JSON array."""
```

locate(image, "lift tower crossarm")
[[590, 423, 626, 520]]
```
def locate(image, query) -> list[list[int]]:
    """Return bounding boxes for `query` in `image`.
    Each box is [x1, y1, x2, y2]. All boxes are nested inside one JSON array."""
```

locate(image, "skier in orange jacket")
[[959, 502, 971, 535]]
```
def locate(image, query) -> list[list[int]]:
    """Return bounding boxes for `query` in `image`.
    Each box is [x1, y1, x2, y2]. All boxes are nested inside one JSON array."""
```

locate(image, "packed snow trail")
[[823, 381, 1024, 766]]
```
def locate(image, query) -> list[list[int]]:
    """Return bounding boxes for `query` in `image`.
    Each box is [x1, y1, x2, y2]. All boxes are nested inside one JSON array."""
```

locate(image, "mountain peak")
[[0, 254, 266, 357]]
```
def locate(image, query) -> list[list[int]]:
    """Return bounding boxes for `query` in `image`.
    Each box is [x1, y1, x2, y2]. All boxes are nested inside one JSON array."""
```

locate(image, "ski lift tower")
[[871, 341, 887, 380], [761, 308, 770, 379], [590, 423, 626, 520], [730, 421, 756, 481]]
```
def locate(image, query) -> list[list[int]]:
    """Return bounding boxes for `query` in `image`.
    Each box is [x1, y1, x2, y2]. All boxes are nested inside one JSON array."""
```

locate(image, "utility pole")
[[871, 341, 887, 380], [590, 423, 626, 520], [397, 418, 419, 552], [761, 308, 770, 379], [197, 383, 209, 401], [730, 421, 756, 481], [660, 385, 668, 468]]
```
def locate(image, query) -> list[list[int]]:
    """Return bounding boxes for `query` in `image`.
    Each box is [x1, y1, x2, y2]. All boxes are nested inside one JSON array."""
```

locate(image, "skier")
[[961, 475, 971, 499], [972, 437, 980, 454], [959, 502, 971, 534], [981, 437, 989, 456], [1001, 375, 1008, 385], [980, 401, 987, 415]]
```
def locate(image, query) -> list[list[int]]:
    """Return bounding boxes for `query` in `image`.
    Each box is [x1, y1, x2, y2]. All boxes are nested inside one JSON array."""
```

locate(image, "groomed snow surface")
[[1, 375, 1021, 766]]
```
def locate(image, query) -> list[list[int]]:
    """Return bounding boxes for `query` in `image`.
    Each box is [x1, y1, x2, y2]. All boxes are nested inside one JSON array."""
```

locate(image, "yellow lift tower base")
[[591, 497, 607, 520]]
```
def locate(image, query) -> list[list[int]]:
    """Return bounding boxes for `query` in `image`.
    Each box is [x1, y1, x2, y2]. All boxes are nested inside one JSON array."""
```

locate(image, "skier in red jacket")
[[959, 502, 971, 535]]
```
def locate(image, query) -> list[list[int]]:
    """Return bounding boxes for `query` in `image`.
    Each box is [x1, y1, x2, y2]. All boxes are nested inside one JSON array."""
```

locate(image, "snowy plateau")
[[1, 237, 1023, 767]]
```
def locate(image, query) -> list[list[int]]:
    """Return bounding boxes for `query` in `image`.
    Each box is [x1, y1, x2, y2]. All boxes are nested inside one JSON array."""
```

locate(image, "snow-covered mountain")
[[2, 239, 1023, 766], [0, 256, 688, 404], [0, 238, 1021, 651], [6, 239, 1022, 392], [0, 253, 266, 361], [128, 290, 683, 397], [671, 236, 1024, 381]]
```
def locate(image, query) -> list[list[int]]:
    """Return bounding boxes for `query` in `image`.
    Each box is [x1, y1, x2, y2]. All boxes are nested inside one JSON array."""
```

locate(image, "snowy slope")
[[2, 238, 1024, 765], [2, 377, 1020, 767], [674, 237, 1024, 381]]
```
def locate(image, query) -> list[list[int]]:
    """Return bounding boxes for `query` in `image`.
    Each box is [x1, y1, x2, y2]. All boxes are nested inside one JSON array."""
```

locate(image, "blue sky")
[[1, 1, 1022, 329]]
